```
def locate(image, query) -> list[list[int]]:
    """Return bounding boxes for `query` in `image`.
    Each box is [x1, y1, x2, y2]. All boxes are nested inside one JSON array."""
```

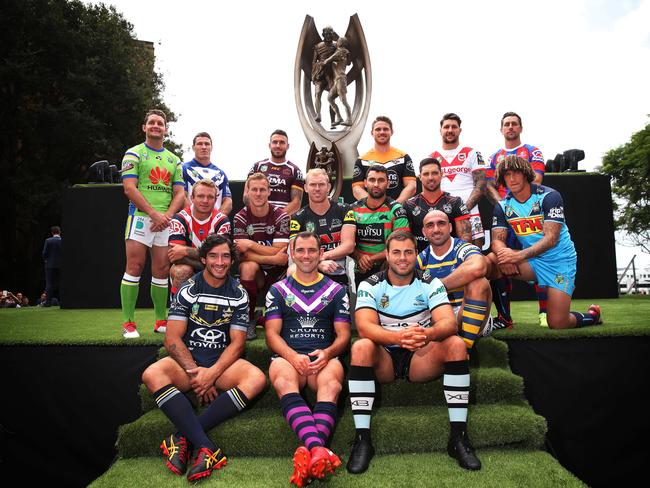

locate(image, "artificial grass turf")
[[1, 296, 647, 345], [90, 449, 585, 488]]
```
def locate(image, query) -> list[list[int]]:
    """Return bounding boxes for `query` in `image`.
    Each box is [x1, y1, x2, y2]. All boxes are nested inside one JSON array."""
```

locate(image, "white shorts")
[[125, 215, 170, 248]]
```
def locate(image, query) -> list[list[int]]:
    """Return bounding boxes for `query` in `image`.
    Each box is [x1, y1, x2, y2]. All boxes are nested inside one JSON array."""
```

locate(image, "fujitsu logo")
[[150, 167, 171, 185]]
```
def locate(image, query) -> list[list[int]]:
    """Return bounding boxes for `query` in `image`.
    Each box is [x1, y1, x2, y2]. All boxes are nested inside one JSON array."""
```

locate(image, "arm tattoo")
[[456, 219, 472, 243], [465, 171, 487, 209], [167, 342, 197, 371], [520, 222, 561, 259], [485, 181, 502, 205], [492, 227, 508, 243]]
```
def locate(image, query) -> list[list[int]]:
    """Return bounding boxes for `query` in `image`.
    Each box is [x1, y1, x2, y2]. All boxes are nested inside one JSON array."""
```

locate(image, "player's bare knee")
[[466, 277, 490, 299], [351, 338, 376, 365], [320, 378, 343, 399], [444, 335, 468, 360], [245, 366, 267, 396], [239, 260, 259, 280], [142, 362, 165, 391]]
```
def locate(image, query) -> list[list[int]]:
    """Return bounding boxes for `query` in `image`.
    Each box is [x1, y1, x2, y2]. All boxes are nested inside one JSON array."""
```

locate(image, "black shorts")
[[384, 346, 414, 381]]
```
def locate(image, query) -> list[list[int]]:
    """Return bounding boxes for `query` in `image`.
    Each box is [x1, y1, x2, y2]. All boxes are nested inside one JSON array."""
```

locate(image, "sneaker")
[[587, 304, 603, 324], [122, 322, 140, 339], [539, 312, 549, 328], [447, 430, 481, 471], [309, 446, 341, 480], [154, 319, 167, 334], [481, 316, 511, 337], [160, 434, 190, 475], [346, 433, 374, 474], [186, 446, 227, 482], [289, 446, 311, 487]]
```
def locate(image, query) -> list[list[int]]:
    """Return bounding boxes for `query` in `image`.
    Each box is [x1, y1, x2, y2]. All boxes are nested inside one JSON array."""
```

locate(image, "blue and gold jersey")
[[356, 269, 449, 348], [168, 273, 249, 367], [493, 184, 576, 263], [416, 238, 482, 310], [265, 274, 350, 355]]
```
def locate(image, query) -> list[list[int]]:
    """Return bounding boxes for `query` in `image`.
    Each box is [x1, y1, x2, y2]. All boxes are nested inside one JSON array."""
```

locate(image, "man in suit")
[[42, 226, 62, 306]]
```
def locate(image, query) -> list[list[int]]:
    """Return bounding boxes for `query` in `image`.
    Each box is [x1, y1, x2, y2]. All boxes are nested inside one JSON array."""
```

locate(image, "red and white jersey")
[[169, 206, 231, 249], [430, 146, 488, 204]]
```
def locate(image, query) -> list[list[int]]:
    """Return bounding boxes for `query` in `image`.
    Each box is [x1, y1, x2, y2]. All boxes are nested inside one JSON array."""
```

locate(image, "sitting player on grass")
[[141, 234, 266, 482], [265, 232, 351, 486]]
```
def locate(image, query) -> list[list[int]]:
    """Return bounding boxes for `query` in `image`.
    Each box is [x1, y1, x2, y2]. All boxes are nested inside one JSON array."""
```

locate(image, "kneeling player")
[[265, 232, 351, 486], [489, 156, 601, 329], [347, 231, 480, 474], [417, 210, 491, 349], [141, 234, 266, 482]]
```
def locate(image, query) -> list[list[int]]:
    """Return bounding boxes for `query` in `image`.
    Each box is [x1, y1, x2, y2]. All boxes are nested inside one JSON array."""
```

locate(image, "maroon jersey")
[[169, 206, 231, 248], [233, 205, 290, 270], [248, 159, 304, 209]]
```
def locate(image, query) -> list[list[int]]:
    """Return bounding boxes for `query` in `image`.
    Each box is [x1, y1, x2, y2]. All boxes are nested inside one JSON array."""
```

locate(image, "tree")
[[0, 0, 180, 297], [600, 119, 650, 254]]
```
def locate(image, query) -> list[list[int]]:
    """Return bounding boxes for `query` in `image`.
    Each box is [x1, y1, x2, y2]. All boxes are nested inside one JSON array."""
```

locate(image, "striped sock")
[[198, 387, 249, 431], [153, 384, 215, 450], [460, 299, 488, 349], [280, 393, 323, 450], [535, 284, 548, 314], [120, 273, 140, 322], [313, 401, 338, 444], [443, 360, 470, 435], [571, 311, 597, 327], [150, 277, 168, 321], [348, 365, 375, 436]]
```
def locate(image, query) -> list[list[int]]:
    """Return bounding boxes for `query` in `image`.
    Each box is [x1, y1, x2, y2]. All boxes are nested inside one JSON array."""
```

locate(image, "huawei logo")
[[150, 167, 171, 185]]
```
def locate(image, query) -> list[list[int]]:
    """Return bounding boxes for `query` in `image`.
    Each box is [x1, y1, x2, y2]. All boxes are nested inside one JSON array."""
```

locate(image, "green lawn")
[[1, 296, 648, 345]]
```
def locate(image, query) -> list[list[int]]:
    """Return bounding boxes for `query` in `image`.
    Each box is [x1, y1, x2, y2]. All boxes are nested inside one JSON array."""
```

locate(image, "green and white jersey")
[[121, 142, 184, 216]]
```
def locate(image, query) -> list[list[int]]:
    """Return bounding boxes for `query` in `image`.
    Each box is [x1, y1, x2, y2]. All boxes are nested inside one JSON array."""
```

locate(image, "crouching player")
[[489, 155, 601, 329], [347, 231, 481, 474], [265, 232, 351, 486], [417, 210, 491, 349], [141, 234, 266, 482]]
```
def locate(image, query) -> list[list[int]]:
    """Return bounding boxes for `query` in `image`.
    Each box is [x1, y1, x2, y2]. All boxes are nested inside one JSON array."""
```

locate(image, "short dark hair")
[[371, 116, 393, 131], [495, 155, 536, 188], [386, 230, 417, 251], [440, 113, 461, 127], [143, 109, 167, 126], [193, 132, 212, 145], [270, 129, 288, 141], [291, 231, 321, 251], [501, 111, 522, 128], [419, 157, 441, 172], [51, 226, 61, 235], [199, 234, 236, 260], [365, 164, 388, 178]]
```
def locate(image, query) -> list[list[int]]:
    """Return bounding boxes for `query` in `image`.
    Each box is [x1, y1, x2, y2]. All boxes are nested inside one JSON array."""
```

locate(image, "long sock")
[[348, 365, 375, 438], [571, 311, 598, 327], [281, 393, 323, 450], [490, 278, 512, 323], [154, 385, 215, 450], [460, 299, 488, 349], [151, 277, 168, 321], [240, 279, 258, 321], [535, 284, 548, 314], [443, 360, 470, 436], [120, 273, 140, 322], [198, 387, 249, 431], [313, 401, 338, 444]]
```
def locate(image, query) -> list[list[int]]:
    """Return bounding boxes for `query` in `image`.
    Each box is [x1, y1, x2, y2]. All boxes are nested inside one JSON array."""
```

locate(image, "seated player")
[[346, 231, 481, 474], [141, 234, 266, 482], [233, 173, 290, 339], [265, 231, 351, 486], [168, 179, 231, 298], [417, 210, 491, 349], [488, 155, 601, 329]]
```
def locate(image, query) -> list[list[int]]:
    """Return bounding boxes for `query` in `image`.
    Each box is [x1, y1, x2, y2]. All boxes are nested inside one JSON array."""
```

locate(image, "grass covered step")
[[118, 403, 545, 459]]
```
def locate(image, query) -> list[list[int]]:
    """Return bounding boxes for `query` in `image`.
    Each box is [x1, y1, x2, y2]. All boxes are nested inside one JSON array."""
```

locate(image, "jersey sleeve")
[[492, 202, 509, 229], [427, 277, 450, 310], [471, 150, 489, 172], [214, 214, 231, 236], [457, 242, 482, 262], [452, 197, 471, 222], [529, 146, 545, 175], [232, 211, 248, 240], [247, 163, 258, 177], [168, 215, 188, 245], [289, 211, 304, 238], [355, 280, 377, 311], [121, 147, 140, 180], [391, 204, 411, 232], [402, 154, 417, 181], [273, 210, 290, 244], [292, 168, 305, 192], [542, 190, 566, 224], [342, 205, 356, 226], [168, 280, 193, 322], [333, 286, 351, 323], [352, 158, 365, 188], [172, 159, 185, 186], [230, 285, 250, 332], [264, 285, 284, 320], [486, 151, 499, 181], [221, 172, 232, 199]]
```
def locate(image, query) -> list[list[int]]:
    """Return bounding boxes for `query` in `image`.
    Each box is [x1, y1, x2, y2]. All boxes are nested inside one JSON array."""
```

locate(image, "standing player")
[[233, 173, 290, 339], [404, 158, 472, 254], [489, 156, 601, 329], [265, 232, 351, 486], [142, 234, 266, 482], [289, 168, 356, 285], [346, 231, 481, 474], [351, 165, 410, 286], [120, 109, 186, 338], [245, 130, 304, 215], [417, 210, 492, 350], [430, 113, 488, 247], [352, 116, 417, 203], [181, 132, 233, 216], [168, 180, 231, 297], [486, 112, 548, 327]]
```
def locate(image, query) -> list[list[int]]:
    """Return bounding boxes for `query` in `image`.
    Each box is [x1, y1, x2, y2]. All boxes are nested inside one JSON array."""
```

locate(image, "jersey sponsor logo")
[[476, 151, 484, 164], [357, 289, 372, 298], [353, 165, 362, 178], [290, 220, 300, 232], [319, 218, 327, 226], [510, 216, 544, 235], [548, 206, 565, 219], [170, 219, 185, 235], [358, 226, 383, 238], [379, 294, 390, 309], [321, 232, 342, 246], [531, 149, 544, 161], [149, 167, 171, 186], [122, 162, 134, 172], [267, 175, 287, 187], [190, 327, 226, 344], [387, 170, 399, 189], [331, 218, 342, 227], [265, 225, 276, 234], [297, 314, 318, 328], [414, 294, 426, 307]]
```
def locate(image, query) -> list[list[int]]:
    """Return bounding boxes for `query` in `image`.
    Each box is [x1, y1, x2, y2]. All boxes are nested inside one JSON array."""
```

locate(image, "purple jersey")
[[248, 159, 304, 209]]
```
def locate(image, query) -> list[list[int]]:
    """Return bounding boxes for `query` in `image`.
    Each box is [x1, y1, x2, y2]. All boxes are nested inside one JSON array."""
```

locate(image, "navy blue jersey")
[[265, 274, 350, 355], [168, 272, 249, 367]]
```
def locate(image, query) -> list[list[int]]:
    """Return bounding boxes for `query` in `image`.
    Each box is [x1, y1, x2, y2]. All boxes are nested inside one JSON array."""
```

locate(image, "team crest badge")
[[246, 225, 255, 236], [155, 155, 162, 161], [306, 221, 315, 233], [379, 294, 390, 309], [555, 274, 566, 285], [285, 294, 296, 307], [265, 225, 275, 234], [531, 202, 541, 214], [260, 164, 268, 172], [223, 307, 233, 320], [423, 270, 431, 279], [412, 206, 421, 216], [191, 303, 200, 315], [443, 204, 452, 213], [505, 205, 514, 217], [121, 162, 134, 172]]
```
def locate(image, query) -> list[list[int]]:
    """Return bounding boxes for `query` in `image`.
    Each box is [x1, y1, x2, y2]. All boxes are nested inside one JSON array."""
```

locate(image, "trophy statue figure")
[[295, 14, 372, 199]]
